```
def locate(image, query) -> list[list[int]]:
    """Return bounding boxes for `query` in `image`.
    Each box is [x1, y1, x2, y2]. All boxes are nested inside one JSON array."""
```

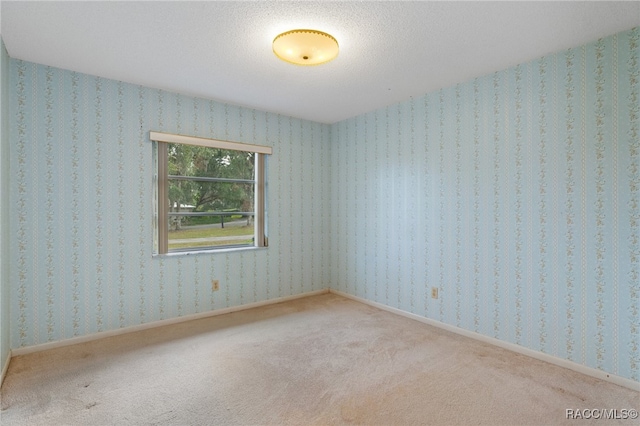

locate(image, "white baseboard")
[[11, 289, 329, 357], [330, 289, 640, 392], [0, 349, 10, 388]]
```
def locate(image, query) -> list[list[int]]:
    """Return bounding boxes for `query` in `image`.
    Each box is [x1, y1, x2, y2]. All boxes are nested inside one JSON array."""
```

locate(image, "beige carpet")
[[1, 293, 638, 425]]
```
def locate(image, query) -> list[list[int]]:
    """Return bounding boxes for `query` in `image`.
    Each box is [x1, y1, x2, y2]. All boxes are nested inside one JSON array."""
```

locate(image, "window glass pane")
[[165, 143, 256, 251], [168, 181, 255, 218], [167, 143, 255, 179], [167, 214, 254, 250]]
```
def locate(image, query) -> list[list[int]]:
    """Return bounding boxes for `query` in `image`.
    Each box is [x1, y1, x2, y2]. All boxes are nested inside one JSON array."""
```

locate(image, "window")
[[151, 131, 271, 254]]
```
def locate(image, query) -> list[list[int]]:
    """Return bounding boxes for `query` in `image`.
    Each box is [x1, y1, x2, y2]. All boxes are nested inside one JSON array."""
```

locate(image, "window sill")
[[153, 245, 267, 259]]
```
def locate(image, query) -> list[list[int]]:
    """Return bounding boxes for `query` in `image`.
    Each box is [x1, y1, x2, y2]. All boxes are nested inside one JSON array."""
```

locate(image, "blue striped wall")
[[9, 61, 331, 348], [329, 27, 639, 381], [1, 38, 11, 374]]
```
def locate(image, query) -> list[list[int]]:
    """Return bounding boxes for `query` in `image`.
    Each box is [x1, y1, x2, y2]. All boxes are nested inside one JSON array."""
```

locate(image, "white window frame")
[[150, 131, 271, 255]]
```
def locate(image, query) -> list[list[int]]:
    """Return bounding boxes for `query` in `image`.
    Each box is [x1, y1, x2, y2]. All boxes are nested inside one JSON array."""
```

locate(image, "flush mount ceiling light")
[[272, 29, 339, 66]]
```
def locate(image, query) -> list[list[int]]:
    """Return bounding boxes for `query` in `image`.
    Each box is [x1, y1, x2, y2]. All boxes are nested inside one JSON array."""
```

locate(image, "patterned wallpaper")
[[329, 27, 639, 381], [1, 39, 10, 373], [9, 61, 331, 349]]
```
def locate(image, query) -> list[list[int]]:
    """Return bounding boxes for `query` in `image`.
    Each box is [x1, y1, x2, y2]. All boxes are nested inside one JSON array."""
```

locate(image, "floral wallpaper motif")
[[1, 39, 10, 374], [329, 27, 639, 382], [10, 62, 331, 349], [627, 29, 639, 379]]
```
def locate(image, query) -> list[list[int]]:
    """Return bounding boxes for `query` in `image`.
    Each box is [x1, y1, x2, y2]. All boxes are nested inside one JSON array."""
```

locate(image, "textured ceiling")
[[2, 1, 639, 124]]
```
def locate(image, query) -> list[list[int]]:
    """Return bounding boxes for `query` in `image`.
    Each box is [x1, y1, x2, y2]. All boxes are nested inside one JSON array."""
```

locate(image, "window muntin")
[[151, 131, 270, 255]]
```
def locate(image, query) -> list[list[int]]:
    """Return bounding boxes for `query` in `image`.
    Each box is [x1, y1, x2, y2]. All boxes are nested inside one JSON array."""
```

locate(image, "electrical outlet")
[[212, 279, 220, 291], [431, 287, 438, 299]]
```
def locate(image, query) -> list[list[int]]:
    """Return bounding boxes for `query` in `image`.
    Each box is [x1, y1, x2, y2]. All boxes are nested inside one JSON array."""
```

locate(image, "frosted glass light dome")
[[272, 29, 339, 66]]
